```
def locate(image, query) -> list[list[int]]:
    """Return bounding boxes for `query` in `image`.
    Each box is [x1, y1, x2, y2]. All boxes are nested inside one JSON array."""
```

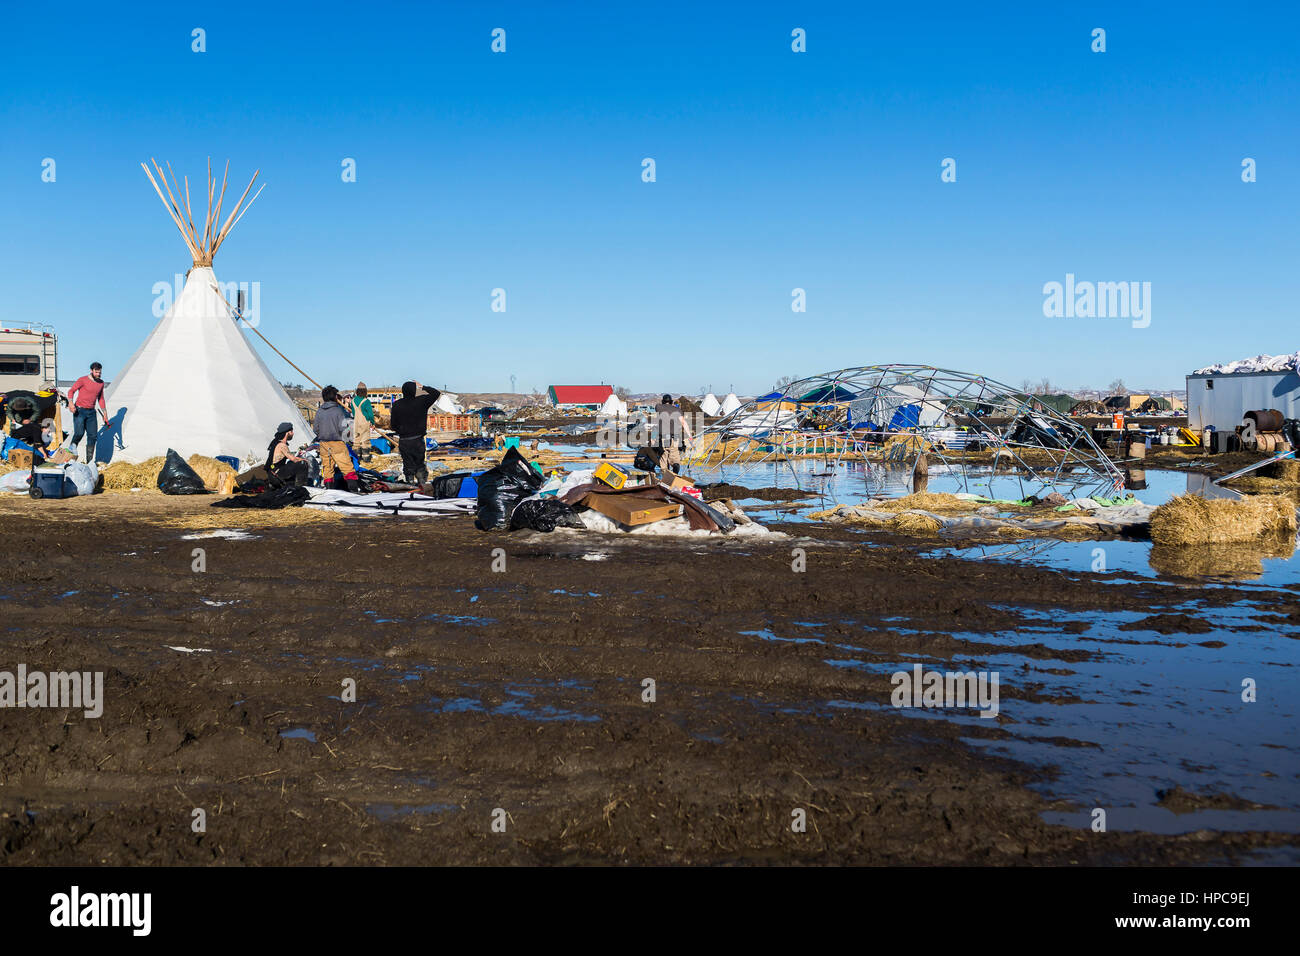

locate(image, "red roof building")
[[548, 385, 614, 408]]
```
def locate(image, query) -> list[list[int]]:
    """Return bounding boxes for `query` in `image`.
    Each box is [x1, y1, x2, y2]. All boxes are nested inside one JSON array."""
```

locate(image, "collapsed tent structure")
[[102, 160, 312, 464], [692, 365, 1125, 500]]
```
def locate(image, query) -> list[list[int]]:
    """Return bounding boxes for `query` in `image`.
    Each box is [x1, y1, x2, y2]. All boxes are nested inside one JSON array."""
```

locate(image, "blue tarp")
[[887, 403, 921, 431]]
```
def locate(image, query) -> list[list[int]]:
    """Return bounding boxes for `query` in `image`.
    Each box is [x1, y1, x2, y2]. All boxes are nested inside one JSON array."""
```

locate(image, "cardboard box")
[[664, 474, 701, 499], [8, 449, 33, 470], [583, 493, 682, 527]]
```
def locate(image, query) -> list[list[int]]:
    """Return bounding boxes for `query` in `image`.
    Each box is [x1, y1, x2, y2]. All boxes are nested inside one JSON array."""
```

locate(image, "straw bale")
[[1149, 493, 1297, 546]]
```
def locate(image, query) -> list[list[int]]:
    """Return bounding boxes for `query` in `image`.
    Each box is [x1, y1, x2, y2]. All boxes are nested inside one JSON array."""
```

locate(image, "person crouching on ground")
[[10, 412, 51, 464], [390, 380, 441, 486], [315, 386, 359, 490], [266, 422, 308, 487]]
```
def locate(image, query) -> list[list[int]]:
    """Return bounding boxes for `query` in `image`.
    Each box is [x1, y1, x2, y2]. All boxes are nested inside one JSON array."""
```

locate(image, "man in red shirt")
[[67, 361, 108, 461]]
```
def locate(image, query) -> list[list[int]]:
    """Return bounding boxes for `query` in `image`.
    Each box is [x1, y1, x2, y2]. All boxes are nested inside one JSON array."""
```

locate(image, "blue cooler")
[[29, 464, 72, 499]]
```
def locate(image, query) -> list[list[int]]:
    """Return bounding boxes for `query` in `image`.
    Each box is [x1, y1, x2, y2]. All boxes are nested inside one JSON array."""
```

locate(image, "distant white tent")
[[598, 394, 628, 418], [720, 393, 742, 415], [700, 393, 721, 416], [434, 391, 463, 414], [102, 159, 312, 464]]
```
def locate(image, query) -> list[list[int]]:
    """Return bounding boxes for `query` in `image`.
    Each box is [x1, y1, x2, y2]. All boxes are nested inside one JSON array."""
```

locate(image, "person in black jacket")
[[390, 381, 441, 485]]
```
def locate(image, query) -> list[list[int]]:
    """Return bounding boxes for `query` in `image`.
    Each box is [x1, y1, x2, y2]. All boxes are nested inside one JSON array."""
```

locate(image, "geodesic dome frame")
[[689, 364, 1126, 500]]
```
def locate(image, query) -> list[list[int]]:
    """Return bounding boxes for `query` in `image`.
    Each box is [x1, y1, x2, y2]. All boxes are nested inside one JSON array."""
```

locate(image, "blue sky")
[[2, 1, 1296, 396]]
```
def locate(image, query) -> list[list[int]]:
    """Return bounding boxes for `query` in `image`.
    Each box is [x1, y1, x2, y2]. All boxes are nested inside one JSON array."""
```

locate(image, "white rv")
[[0, 324, 58, 392]]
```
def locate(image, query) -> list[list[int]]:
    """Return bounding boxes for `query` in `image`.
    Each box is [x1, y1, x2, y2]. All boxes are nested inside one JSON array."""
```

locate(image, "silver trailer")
[[1186, 369, 1300, 432]]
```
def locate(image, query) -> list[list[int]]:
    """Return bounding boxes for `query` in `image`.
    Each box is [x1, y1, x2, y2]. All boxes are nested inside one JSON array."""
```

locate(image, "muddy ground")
[[0, 493, 1296, 865]]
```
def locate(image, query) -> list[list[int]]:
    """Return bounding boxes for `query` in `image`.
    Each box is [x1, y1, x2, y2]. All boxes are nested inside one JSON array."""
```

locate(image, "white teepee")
[[720, 393, 742, 415], [102, 159, 313, 464], [700, 393, 721, 416], [598, 393, 628, 418]]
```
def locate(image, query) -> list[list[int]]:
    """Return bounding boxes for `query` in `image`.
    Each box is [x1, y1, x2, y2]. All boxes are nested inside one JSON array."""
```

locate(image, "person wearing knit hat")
[[352, 382, 375, 462], [265, 422, 308, 486]]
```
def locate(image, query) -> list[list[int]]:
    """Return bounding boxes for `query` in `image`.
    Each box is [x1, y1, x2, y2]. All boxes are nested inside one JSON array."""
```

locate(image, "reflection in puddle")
[[810, 604, 1300, 843]]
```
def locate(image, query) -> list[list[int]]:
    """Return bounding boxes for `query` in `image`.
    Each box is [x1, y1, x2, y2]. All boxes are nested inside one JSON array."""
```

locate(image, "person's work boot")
[[346, 478, 361, 493]]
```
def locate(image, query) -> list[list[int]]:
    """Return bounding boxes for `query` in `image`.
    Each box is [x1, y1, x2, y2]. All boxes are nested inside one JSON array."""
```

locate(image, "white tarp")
[[434, 391, 463, 414], [303, 490, 476, 516], [1193, 352, 1300, 375], [102, 267, 313, 464]]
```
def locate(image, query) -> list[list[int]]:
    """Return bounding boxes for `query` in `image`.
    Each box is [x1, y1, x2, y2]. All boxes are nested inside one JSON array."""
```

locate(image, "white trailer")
[[1186, 369, 1300, 432], [0, 324, 58, 392]]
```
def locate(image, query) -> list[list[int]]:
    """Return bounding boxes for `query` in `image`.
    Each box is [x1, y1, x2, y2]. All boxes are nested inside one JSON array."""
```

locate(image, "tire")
[[29, 485, 43, 499]]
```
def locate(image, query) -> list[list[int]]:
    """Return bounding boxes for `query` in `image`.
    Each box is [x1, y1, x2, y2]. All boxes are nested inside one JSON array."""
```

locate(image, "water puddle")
[[808, 605, 1300, 838]]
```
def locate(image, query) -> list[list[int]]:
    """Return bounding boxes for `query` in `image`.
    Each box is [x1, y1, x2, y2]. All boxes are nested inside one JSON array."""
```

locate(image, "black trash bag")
[[211, 485, 309, 509], [475, 447, 543, 531], [633, 446, 662, 472], [509, 495, 585, 532], [157, 448, 208, 495], [431, 470, 475, 499]]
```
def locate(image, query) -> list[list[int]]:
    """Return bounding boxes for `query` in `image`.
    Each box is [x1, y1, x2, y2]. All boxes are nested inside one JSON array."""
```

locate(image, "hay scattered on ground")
[[873, 492, 984, 513], [882, 434, 933, 457], [1266, 458, 1300, 482], [891, 511, 943, 535], [1150, 493, 1297, 546], [147, 506, 343, 530], [0, 458, 22, 476]]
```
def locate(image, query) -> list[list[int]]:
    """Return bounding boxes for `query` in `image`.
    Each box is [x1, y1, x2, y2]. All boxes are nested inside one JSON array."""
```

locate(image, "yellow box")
[[594, 462, 628, 489]]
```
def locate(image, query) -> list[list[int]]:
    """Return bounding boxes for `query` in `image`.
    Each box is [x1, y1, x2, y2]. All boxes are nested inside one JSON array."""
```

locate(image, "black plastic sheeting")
[[474, 447, 543, 530], [157, 448, 208, 495], [431, 470, 476, 499], [509, 495, 584, 532], [212, 486, 310, 509]]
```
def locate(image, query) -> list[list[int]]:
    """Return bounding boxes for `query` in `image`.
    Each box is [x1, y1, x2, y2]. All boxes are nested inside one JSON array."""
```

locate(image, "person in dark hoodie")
[[314, 385, 359, 490], [390, 380, 441, 485]]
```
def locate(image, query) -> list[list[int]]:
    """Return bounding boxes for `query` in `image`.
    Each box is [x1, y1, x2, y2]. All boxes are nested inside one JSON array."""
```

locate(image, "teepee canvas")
[[700, 393, 721, 416], [103, 160, 313, 464], [597, 393, 628, 418], [719, 393, 742, 415]]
